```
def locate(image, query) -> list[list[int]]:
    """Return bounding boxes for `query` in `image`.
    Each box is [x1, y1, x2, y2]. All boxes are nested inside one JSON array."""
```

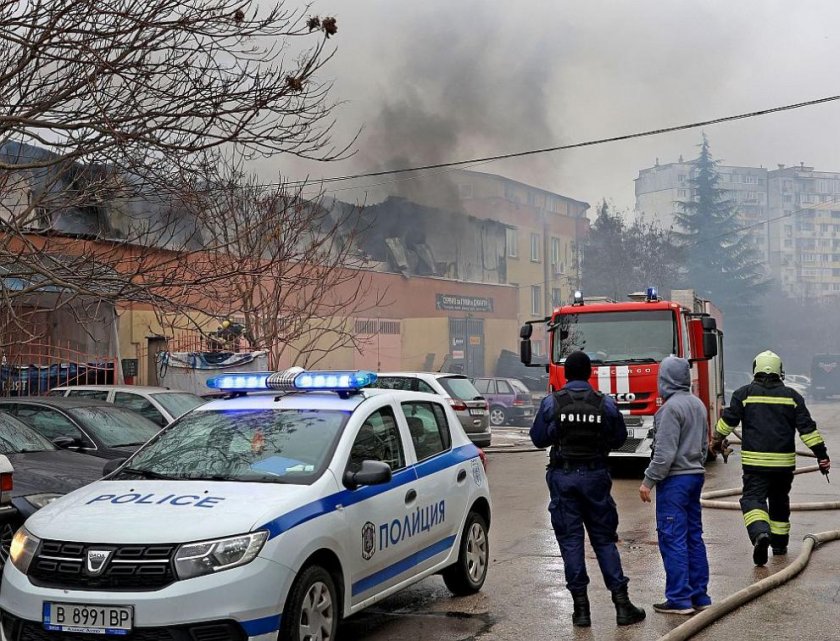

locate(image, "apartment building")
[[636, 158, 840, 299], [767, 164, 840, 299], [635, 159, 769, 258]]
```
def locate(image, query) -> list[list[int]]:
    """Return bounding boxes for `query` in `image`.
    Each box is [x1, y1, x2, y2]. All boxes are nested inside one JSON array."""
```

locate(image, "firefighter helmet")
[[753, 350, 784, 379]]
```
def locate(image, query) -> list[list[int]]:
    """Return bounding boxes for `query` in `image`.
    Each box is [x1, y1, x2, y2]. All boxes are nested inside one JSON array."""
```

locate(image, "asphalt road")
[[340, 399, 840, 641]]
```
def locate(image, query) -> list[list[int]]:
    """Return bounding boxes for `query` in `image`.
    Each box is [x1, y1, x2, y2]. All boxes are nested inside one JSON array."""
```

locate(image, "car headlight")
[[10, 527, 40, 574], [174, 531, 268, 580], [25, 493, 62, 509]]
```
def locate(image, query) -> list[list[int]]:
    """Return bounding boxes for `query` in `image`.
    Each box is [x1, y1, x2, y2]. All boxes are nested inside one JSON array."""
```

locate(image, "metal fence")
[[0, 339, 116, 397]]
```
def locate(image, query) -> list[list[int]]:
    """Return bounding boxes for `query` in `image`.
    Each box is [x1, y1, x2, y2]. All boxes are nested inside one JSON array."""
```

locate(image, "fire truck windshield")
[[552, 310, 678, 365]]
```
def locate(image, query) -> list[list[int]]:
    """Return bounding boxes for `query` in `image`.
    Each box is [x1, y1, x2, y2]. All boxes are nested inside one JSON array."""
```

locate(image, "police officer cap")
[[564, 351, 592, 381]]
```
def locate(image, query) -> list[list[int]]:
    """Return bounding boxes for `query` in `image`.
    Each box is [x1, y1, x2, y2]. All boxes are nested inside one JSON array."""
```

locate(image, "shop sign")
[[436, 294, 494, 313]]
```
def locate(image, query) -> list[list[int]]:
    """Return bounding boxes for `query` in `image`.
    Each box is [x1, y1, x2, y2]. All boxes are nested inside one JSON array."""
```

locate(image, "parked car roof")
[[50, 385, 179, 394]]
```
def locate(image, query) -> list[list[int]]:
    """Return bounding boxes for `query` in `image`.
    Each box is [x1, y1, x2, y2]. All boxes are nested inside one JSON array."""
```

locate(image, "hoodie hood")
[[659, 356, 691, 399]]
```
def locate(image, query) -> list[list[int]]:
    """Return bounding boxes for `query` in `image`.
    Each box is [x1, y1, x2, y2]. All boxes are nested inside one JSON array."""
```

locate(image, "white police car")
[[0, 370, 491, 641]]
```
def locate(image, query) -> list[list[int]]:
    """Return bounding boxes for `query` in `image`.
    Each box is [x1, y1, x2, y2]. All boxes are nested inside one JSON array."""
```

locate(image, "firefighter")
[[530, 351, 646, 628], [713, 350, 831, 565]]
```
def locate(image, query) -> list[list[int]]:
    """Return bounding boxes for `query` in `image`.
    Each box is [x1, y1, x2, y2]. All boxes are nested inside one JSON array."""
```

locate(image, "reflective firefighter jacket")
[[716, 378, 828, 471]]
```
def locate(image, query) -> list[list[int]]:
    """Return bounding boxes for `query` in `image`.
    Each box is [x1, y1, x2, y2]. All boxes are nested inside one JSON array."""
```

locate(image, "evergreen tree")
[[675, 136, 770, 362], [582, 200, 630, 300], [582, 200, 682, 300]]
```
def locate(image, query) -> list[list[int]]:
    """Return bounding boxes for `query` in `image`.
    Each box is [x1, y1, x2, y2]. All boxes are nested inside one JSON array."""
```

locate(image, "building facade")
[[636, 158, 840, 300], [766, 164, 840, 299], [448, 170, 590, 358]]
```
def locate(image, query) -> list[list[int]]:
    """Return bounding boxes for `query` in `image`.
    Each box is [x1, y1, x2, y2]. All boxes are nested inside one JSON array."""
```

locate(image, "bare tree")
[[0, 0, 348, 348], [157, 158, 388, 368]]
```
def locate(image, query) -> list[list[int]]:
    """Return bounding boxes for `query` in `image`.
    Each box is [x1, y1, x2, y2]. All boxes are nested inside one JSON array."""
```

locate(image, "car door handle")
[[405, 489, 417, 504], [457, 469, 467, 482]]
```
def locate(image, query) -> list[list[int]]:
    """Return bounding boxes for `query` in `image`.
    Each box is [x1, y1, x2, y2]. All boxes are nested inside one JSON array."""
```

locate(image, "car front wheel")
[[0, 519, 19, 569], [280, 565, 339, 641], [442, 511, 489, 596], [489, 406, 507, 427]]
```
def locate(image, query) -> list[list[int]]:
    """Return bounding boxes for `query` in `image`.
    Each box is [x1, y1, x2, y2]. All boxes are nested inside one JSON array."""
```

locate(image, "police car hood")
[[25, 479, 315, 544]]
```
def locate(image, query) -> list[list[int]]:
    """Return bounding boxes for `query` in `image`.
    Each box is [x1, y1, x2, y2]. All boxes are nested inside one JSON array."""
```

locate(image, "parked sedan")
[[370, 372, 491, 447], [0, 398, 161, 460], [48, 385, 206, 427], [473, 376, 536, 427], [0, 412, 103, 565]]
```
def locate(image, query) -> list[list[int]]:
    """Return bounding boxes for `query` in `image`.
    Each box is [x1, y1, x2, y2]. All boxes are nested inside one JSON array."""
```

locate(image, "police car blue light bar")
[[206, 369, 377, 393], [286, 370, 377, 391], [206, 373, 273, 391]]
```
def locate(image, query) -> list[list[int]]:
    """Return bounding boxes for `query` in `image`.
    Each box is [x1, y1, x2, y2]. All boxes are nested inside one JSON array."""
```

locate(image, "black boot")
[[571, 591, 591, 627], [753, 532, 770, 566], [611, 586, 646, 626]]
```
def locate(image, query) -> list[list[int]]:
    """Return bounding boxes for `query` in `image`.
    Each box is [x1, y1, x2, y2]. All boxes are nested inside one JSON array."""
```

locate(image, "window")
[[379, 321, 400, 335], [113, 392, 166, 427], [14, 406, 85, 443], [66, 389, 109, 400], [355, 319, 400, 335], [127, 408, 348, 484], [552, 287, 562, 307], [370, 377, 435, 394], [531, 285, 542, 315], [745, 175, 758, 184], [678, 189, 688, 198], [401, 401, 451, 460], [354, 319, 377, 334], [551, 237, 561, 266], [473, 379, 494, 394], [506, 228, 518, 258], [677, 174, 686, 183], [496, 380, 513, 394], [530, 233, 540, 262], [348, 407, 405, 473], [151, 393, 205, 420], [526, 191, 537, 206]]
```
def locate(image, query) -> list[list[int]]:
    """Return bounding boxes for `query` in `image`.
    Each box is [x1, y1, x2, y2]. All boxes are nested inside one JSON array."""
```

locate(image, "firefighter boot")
[[571, 591, 591, 627], [612, 586, 646, 626], [753, 532, 770, 566]]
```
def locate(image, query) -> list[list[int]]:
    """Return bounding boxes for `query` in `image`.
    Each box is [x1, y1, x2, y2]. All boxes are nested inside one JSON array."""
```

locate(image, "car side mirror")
[[102, 458, 127, 477], [520, 339, 532, 366], [343, 460, 392, 490], [52, 436, 81, 450]]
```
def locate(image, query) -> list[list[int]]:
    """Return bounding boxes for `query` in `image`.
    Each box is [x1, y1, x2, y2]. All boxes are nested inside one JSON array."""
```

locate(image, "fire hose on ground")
[[657, 431, 840, 641]]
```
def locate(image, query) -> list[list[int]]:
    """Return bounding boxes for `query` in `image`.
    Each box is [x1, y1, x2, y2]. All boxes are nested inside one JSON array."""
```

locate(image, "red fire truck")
[[520, 287, 725, 460]]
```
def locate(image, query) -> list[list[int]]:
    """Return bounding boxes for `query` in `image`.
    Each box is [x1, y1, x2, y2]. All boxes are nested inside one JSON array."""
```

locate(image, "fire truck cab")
[[520, 288, 724, 460]]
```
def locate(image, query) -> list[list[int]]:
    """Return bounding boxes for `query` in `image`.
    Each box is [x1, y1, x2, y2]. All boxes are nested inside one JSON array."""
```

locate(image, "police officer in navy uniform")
[[530, 351, 646, 628]]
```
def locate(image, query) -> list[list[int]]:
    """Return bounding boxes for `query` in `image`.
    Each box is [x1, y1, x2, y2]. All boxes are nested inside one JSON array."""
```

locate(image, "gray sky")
[[273, 0, 840, 215]]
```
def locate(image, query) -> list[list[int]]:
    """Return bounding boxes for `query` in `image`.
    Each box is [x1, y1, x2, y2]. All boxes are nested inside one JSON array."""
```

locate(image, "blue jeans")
[[547, 465, 629, 593], [655, 474, 711, 608]]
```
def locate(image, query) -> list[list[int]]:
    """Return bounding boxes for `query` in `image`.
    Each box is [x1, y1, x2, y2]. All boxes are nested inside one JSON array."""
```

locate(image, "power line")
[[291, 93, 840, 189]]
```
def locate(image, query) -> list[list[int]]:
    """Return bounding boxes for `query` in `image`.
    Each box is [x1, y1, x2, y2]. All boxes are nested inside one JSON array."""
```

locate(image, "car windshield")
[[0, 413, 56, 453], [66, 406, 161, 447], [553, 310, 677, 365], [120, 409, 348, 484], [151, 392, 206, 419], [437, 376, 482, 400]]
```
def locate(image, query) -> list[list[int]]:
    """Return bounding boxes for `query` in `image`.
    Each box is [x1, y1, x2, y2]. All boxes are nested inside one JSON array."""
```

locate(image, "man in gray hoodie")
[[639, 356, 711, 615]]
